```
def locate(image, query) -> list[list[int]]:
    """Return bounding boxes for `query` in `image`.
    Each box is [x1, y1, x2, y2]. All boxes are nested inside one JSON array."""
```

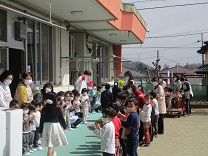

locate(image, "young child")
[[27, 103, 38, 153], [9, 99, 19, 109], [110, 103, 121, 156], [164, 87, 173, 110], [81, 88, 90, 124], [141, 95, 152, 146], [21, 103, 33, 155], [39, 93, 68, 156], [88, 107, 116, 156], [150, 91, 159, 138], [72, 92, 82, 118], [121, 98, 139, 156], [172, 89, 182, 108], [31, 100, 43, 150], [94, 86, 102, 112]]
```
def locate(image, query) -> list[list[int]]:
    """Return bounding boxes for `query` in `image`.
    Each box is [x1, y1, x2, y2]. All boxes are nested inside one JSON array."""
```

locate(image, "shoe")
[[36, 146, 43, 151], [28, 150, 33, 153], [83, 121, 89, 124], [52, 151, 57, 156], [23, 152, 31, 155], [38, 140, 42, 145], [69, 127, 75, 130], [143, 143, 150, 147], [92, 111, 96, 114], [30, 147, 37, 151], [154, 135, 158, 138], [76, 124, 81, 128]]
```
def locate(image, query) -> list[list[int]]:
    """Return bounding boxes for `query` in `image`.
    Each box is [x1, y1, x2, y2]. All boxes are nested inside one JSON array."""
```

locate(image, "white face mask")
[[23, 110, 29, 115], [101, 117, 110, 123], [45, 88, 52, 93], [83, 92, 87, 96], [24, 79, 32, 85], [93, 86, 97, 90], [127, 88, 132, 94], [75, 97, 80, 101], [152, 82, 158, 86], [116, 101, 121, 106], [60, 96, 64, 101], [88, 86, 92, 90], [4, 79, 12, 86], [69, 97, 74, 101], [127, 107, 135, 113], [36, 107, 40, 111]]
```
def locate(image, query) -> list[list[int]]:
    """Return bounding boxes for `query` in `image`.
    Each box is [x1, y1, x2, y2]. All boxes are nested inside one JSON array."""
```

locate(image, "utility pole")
[[152, 50, 161, 79], [201, 33, 205, 66]]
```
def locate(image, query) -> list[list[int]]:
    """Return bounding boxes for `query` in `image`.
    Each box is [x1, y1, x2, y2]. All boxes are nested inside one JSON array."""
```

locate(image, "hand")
[[87, 125, 96, 131], [95, 120, 103, 129]]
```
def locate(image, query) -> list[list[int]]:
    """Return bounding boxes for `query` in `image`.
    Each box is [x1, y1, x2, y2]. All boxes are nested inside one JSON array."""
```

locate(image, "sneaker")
[[92, 111, 96, 114], [38, 140, 42, 145], [23, 152, 31, 155], [36, 146, 43, 151], [76, 124, 81, 128], [30, 147, 37, 151], [28, 150, 33, 153], [52, 151, 57, 156], [143, 143, 150, 147], [68, 127, 75, 131]]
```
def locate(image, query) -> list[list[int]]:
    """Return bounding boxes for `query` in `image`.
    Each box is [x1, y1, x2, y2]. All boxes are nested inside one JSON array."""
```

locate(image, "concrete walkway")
[[30, 113, 102, 156]]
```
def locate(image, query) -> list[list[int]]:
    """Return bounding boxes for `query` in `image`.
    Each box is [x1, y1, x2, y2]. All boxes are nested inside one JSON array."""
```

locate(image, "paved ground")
[[30, 109, 208, 156]]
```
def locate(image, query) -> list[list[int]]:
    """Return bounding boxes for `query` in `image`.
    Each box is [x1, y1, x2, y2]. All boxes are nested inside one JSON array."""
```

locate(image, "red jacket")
[[134, 89, 146, 109], [112, 116, 121, 140]]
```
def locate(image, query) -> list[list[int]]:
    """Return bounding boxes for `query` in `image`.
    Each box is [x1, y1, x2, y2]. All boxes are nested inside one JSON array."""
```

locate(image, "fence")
[[119, 76, 208, 102]]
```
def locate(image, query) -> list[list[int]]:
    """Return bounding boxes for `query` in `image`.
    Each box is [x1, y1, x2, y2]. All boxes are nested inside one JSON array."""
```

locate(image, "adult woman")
[[14, 72, 33, 104], [124, 71, 134, 87], [75, 70, 91, 93], [41, 82, 54, 100], [152, 78, 167, 134], [180, 77, 192, 116], [0, 70, 13, 108], [39, 93, 68, 156]]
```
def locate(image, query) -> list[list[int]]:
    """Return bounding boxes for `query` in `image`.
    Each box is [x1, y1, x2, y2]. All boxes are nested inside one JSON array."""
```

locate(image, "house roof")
[[184, 69, 202, 76], [160, 66, 192, 74], [119, 67, 145, 77], [195, 64, 208, 74]]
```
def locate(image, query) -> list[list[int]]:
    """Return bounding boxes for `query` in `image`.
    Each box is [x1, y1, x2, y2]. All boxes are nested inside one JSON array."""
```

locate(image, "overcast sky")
[[122, 0, 208, 68]]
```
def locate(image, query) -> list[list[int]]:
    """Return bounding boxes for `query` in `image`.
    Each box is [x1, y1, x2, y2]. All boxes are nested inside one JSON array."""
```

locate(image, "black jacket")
[[101, 90, 113, 109]]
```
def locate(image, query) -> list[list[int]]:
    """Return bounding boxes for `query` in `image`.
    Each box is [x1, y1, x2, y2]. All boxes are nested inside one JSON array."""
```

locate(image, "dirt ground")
[[139, 109, 208, 156]]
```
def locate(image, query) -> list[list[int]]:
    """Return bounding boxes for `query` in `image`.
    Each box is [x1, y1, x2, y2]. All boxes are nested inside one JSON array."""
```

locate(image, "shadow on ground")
[[192, 109, 208, 116], [69, 138, 101, 156]]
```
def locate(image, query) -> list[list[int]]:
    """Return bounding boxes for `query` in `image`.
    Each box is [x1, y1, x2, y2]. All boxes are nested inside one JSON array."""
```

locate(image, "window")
[[0, 9, 7, 42], [0, 49, 7, 73], [41, 24, 49, 82]]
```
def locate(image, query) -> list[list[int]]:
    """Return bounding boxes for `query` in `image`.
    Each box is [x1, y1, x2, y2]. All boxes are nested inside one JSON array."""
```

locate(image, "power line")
[[132, 0, 166, 3], [123, 46, 200, 49], [146, 31, 208, 39], [137, 1, 208, 10]]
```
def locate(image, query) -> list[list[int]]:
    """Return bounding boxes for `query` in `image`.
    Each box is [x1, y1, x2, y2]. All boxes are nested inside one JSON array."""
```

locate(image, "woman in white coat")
[[0, 70, 13, 108]]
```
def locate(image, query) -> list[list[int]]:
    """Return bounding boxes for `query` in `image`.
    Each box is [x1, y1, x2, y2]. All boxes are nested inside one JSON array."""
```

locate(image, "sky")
[[122, 0, 208, 68]]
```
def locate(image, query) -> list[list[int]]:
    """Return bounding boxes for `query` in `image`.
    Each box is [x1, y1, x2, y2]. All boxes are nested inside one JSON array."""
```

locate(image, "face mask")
[[23, 110, 29, 115], [101, 118, 110, 123], [152, 82, 158, 86], [145, 100, 150, 104], [83, 92, 87, 96], [75, 97, 80, 101], [114, 83, 118, 86], [127, 88, 132, 94], [88, 86, 92, 90], [93, 86, 97, 90], [4, 79, 12, 86], [36, 107, 40, 111], [45, 88, 51, 93], [24, 79, 32, 85], [60, 96, 64, 101], [116, 101, 121, 106], [69, 97, 74, 101], [174, 78, 177, 81], [127, 107, 135, 113]]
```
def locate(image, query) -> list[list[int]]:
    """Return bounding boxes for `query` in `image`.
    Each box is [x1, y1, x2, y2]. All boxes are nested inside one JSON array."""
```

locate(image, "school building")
[[0, 0, 147, 94]]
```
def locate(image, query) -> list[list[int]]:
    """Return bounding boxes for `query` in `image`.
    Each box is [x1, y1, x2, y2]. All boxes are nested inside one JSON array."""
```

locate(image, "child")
[[121, 98, 139, 156], [81, 88, 90, 124], [31, 100, 43, 150], [39, 93, 68, 156], [28, 103, 38, 152], [172, 89, 182, 108], [72, 92, 82, 118], [88, 107, 116, 156], [9, 99, 19, 109], [141, 95, 152, 146], [150, 91, 159, 138], [94, 86, 102, 112], [110, 103, 121, 156], [21, 103, 33, 155], [164, 87, 173, 110]]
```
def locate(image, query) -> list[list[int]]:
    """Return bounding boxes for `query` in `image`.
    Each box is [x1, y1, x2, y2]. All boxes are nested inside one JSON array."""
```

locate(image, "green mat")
[[30, 113, 102, 156]]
